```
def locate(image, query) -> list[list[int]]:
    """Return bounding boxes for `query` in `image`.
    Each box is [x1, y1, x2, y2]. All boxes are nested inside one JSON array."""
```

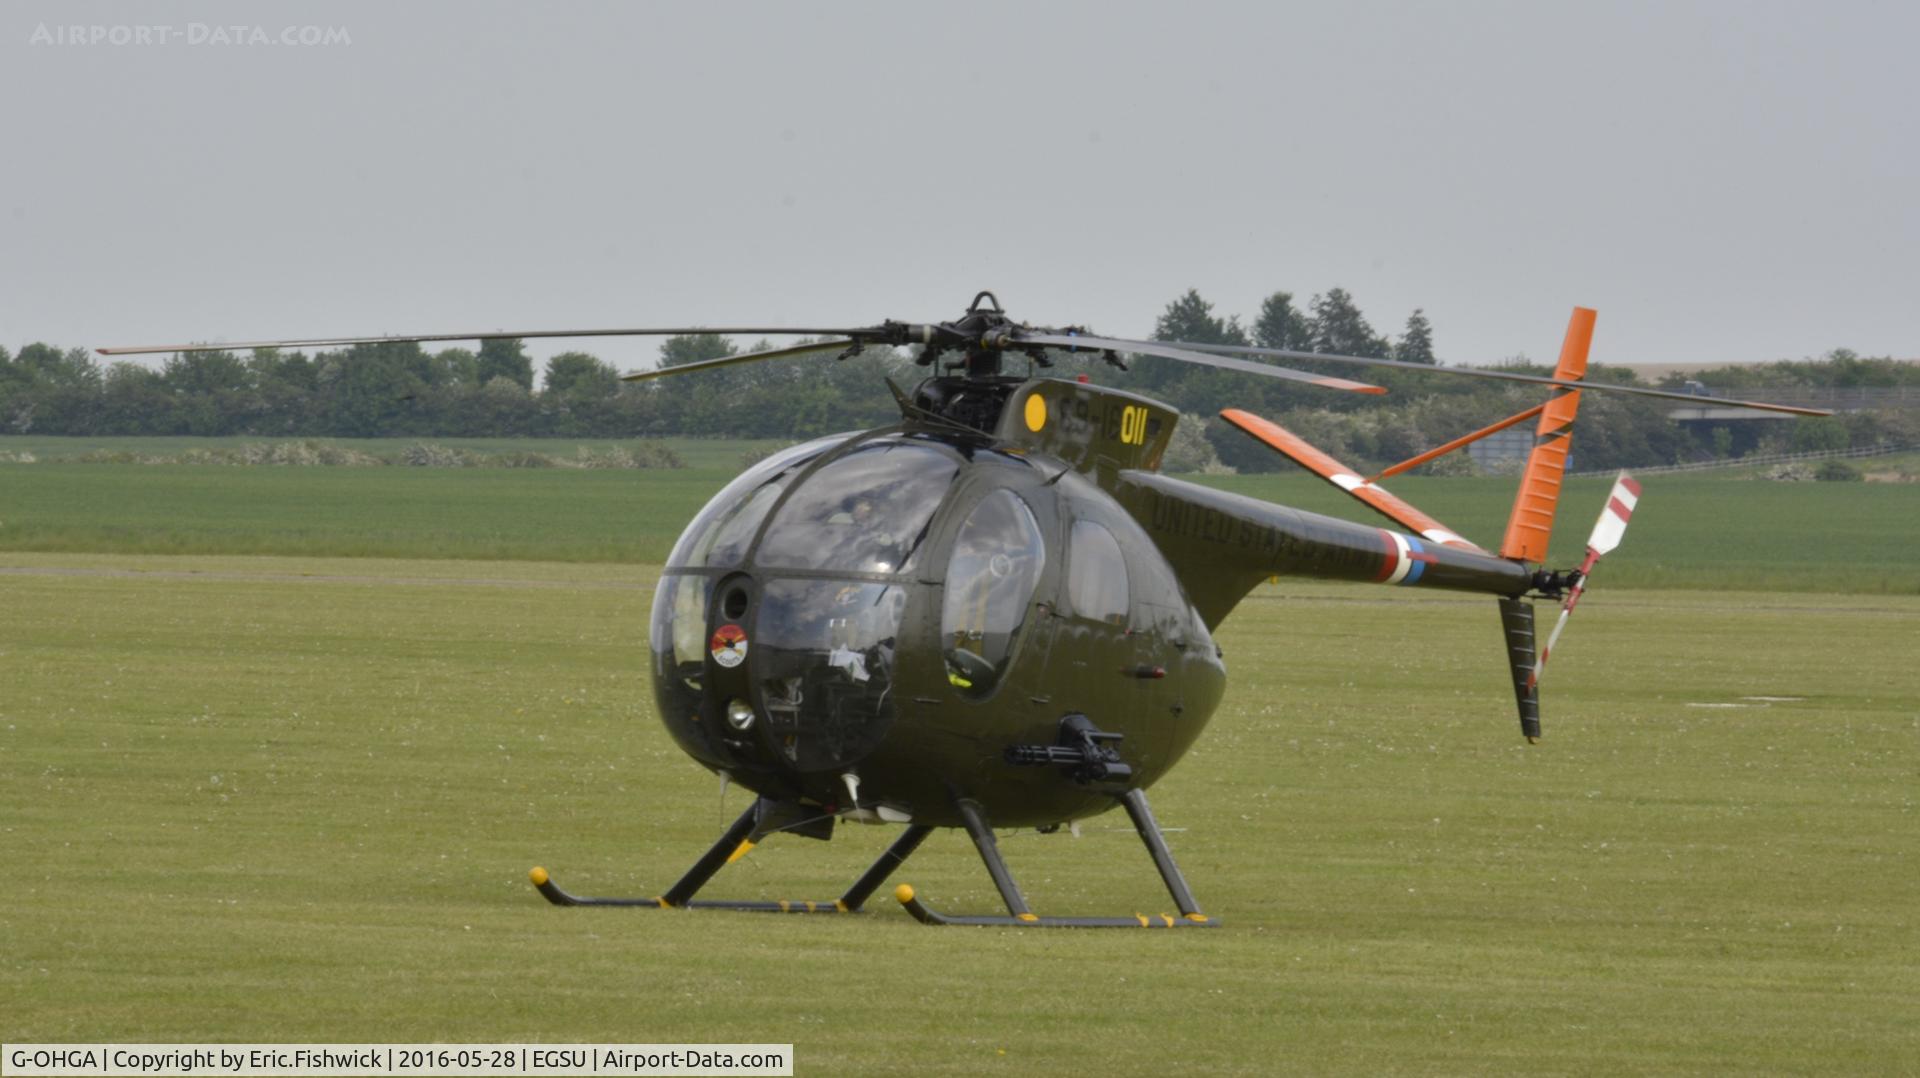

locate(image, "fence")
[[1567, 443, 1913, 478], [1687, 386, 1919, 411]]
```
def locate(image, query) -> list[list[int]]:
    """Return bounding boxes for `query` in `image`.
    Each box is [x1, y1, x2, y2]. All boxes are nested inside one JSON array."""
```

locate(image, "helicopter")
[[102, 292, 1826, 928]]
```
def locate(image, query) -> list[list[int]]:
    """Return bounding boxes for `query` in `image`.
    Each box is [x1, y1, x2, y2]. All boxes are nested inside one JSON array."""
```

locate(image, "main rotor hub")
[[890, 290, 1074, 381], [929, 292, 1018, 378]]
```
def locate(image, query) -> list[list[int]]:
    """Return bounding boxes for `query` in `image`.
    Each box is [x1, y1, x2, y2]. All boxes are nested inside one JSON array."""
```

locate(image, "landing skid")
[[530, 788, 1214, 928], [894, 790, 1215, 928], [531, 800, 931, 914]]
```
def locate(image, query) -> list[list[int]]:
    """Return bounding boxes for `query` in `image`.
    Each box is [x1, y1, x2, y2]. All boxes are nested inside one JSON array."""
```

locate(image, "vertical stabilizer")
[[1497, 597, 1542, 742], [1500, 307, 1596, 563]]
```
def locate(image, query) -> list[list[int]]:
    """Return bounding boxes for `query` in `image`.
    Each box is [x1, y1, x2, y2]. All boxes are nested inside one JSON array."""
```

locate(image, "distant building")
[[1667, 386, 1916, 425], [1466, 426, 1553, 474]]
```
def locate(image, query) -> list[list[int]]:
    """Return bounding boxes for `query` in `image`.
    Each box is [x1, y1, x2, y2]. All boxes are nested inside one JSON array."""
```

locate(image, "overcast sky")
[[4, 1, 1914, 377]]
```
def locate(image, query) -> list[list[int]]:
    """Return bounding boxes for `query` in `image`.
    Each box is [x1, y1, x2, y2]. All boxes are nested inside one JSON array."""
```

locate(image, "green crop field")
[[2, 436, 1918, 592], [2, 443, 1917, 1074], [0, 464, 722, 563], [0, 435, 788, 471]]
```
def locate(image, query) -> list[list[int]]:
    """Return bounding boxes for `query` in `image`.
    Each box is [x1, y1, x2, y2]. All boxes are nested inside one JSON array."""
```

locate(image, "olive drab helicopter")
[[103, 293, 1826, 928]]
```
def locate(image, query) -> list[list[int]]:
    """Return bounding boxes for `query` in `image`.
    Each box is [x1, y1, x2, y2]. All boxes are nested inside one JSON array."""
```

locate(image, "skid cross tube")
[[895, 789, 1218, 928], [530, 799, 934, 914]]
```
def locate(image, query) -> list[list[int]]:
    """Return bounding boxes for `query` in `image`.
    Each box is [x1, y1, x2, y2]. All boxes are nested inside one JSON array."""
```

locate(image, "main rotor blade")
[[98, 326, 873, 357], [1146, 339, 1832, 417], [1013, 331, 1386, 394], [620, 338, 855, 382]]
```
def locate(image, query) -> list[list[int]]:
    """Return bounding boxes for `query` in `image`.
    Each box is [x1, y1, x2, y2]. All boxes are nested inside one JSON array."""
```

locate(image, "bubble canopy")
[[754, 439, 961, 574], [650, 433, 1018, 778]]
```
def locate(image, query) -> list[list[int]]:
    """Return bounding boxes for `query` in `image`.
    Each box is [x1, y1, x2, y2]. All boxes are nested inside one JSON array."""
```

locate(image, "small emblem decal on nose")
[[710, 623, 749, 668]]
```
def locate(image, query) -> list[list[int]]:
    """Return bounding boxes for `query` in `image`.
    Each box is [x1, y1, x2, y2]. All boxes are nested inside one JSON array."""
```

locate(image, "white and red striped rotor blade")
[[1588, 472, 1641, 556], [1528, 471, 1640, 692]]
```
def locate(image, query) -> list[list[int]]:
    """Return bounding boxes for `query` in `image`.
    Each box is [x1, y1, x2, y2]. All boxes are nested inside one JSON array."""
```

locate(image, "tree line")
[[4, 286, 1911, 471]]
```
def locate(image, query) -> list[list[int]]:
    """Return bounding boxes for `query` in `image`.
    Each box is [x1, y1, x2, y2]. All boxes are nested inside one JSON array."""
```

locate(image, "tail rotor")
[[1528, 471, 1641, 693]]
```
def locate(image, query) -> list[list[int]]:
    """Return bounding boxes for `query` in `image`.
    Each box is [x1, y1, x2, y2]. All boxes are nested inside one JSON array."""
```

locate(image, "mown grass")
[[3, 442, 1916, 592], [0, 555, 1913, 1074]]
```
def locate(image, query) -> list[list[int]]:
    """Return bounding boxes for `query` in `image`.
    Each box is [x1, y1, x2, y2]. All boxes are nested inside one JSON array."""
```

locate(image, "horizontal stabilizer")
[[1218, 409, 1485, 553]]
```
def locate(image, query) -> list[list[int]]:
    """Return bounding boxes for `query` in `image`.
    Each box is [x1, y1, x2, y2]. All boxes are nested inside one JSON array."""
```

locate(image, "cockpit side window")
[[941, 490, 1046, 699], [1067, 519, 1130, 625], [756, 441, 961, 574]]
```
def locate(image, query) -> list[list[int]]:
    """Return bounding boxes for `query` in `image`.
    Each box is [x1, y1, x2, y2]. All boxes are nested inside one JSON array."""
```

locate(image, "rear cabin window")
[[1067, 519, 1129, 624]]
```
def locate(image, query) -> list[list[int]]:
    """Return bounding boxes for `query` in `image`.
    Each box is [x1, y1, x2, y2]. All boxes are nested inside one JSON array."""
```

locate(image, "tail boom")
[[1118, 471, 1530, 629]]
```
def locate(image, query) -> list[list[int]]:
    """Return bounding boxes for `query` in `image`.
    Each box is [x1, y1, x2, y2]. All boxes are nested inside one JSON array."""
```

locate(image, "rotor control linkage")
[[1529, 568, 1580, 600], [530, 796, 932, 914], [1003, 713, 1133, 784], [894, 789, 1215, 928]]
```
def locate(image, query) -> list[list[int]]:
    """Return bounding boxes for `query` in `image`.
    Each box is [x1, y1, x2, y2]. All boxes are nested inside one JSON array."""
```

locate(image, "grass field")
[[3, 437, 1918, 592], [1, 554, 1915, 1074], [2, 439, 1917, 1073]]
